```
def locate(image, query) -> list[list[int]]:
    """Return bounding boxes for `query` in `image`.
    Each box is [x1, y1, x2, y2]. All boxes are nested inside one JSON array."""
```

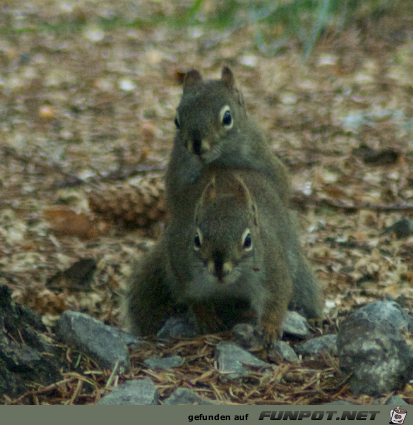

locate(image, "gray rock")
[[57, 311, 130, 374], [338, 302, 413, 396], [232, 315, 311, 348], [385, 395, 408, 405], [144, 356, 184, 370], [117, 329, 142, 350], [282, 311, 310, 337], [295, 334, 337, 357], [97, 379, 159, 405], [215, 342, 271, 380], [157, 317, 197, 339], [269, 341, 299, 363], [351, 301, 413, 332], [232, 323, 264, 348], [163, 388, 217, 405]]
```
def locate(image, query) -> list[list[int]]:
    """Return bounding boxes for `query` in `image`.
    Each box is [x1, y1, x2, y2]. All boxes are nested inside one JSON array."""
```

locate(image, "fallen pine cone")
[[88, 173, 167, 229]]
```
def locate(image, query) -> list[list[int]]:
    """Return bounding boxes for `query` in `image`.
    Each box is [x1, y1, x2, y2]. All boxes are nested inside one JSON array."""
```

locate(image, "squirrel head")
[[174, 67, 247, 163], [192, 173, 261, 286]]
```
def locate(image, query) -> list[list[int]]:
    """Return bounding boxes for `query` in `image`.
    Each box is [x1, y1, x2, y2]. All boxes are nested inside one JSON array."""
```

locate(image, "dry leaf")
[[43, 209, 99, 240]]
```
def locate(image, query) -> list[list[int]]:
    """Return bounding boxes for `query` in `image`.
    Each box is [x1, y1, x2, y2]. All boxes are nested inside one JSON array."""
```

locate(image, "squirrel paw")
[[262, 323, 281, 346]]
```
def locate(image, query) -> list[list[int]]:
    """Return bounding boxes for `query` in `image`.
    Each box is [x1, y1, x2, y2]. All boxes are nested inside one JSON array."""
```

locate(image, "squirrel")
[[164, 169, 322, 343], [165, 66, 291, 221], [125, 170, 322, 339]]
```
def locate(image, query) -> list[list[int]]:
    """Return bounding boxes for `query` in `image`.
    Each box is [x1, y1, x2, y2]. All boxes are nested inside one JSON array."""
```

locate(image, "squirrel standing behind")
[[165, 66, 291, 221]]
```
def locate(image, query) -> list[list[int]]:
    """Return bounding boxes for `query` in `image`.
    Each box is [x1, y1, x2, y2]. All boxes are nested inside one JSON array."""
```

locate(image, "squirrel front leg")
[[259, 287, 291, 345]]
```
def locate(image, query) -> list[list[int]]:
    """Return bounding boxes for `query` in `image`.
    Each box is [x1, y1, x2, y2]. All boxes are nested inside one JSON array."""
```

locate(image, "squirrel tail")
[[124, 242, 175, 336], [287, 211, 323, 319], [290, 253, 323, 319]]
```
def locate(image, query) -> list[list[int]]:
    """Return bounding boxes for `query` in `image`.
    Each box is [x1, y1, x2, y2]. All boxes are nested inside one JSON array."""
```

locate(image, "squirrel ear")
[[222, 67, 245, 107], [184, 69, 203, 88], [251, 201, 259, 227], [233, 174, 259, 227], [195, 176, 216, 223], [233, 173, 248, 199], [199, 175, 216, 205], [221, 67, 235, 90], [204, 176, 217, 201]]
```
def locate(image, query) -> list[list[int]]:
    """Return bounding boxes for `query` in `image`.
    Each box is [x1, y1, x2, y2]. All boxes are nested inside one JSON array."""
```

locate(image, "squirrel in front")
[[165, 170, 322, 343]]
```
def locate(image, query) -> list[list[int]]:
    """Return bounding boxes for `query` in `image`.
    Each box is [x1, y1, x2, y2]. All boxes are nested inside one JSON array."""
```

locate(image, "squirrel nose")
[[221, 261, 233, 276], [208, 258, 233, 282], [193, 136, 202, 155], [190, 130, 210, 155]]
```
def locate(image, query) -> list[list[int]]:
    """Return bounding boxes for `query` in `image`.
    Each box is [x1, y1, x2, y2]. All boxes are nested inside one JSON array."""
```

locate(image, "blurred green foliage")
[[185, 0, 404, 58], [3, 0, 406, 59]]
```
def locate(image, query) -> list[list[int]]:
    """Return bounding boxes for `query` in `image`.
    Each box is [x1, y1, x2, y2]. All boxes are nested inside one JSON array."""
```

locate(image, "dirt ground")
[[1, 0, 413, 405]]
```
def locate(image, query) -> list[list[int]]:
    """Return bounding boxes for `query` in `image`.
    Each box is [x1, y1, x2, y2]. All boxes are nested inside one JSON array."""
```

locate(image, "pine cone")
[[88, 173, 167, 228]]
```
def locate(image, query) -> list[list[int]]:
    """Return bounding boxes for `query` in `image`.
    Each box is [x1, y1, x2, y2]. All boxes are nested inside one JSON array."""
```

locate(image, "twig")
[[291, 194, 413, 211], [4, 378, 76, 404], [105, 361, 119, 388], [2, 144, 85, 185], [68, 379, 83, 405], [1, 143, 166, 188]]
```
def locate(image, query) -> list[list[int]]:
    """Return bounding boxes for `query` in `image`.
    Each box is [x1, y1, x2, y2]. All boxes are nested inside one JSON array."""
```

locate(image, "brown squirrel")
[[125, 171, 322, 339], [165, 66, 291, 221], [164, 169, 322, 343], [126, 169, 321, 341]]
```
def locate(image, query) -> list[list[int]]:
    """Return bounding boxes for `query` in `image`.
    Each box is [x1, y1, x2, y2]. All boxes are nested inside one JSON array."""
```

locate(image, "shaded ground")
[[1, 0, 413, 404]]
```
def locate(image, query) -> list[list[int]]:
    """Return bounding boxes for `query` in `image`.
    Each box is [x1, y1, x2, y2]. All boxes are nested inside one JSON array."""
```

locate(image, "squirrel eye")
[[223, 110, 231, 126], [174, 116, 180, 129], [219, 105, 233, 130], [242, 228, 252, 251], [194, 228, 202, 251]]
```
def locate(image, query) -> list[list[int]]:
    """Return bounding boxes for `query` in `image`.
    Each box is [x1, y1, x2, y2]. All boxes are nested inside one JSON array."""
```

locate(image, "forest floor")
[[1, 0, 413, 405]]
